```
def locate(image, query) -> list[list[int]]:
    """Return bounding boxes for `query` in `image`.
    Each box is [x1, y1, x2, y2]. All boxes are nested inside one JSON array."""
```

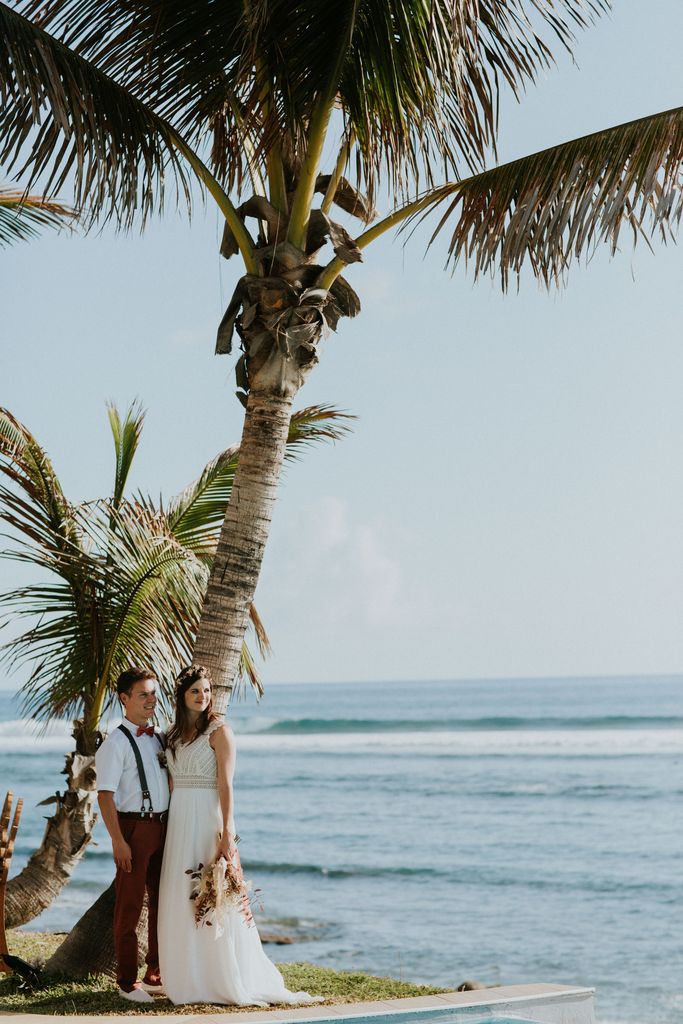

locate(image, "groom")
[[95, 667, 169, 1003]]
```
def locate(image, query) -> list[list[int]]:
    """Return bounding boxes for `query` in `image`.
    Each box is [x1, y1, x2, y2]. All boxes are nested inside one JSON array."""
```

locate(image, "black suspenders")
[[117, 725, 163, 817]]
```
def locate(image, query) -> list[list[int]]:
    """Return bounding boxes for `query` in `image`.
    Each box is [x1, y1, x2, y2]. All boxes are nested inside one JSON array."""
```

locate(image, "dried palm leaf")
[[0, 186, 73, 245], [409, 105, 683, 288]]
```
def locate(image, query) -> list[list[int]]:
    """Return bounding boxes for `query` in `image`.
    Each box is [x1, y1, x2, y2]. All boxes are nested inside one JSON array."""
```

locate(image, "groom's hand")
[[113, 838, 133, 873]]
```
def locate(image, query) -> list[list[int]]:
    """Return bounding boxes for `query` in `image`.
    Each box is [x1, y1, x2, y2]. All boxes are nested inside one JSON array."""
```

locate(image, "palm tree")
[[1, 1, 682, 716], [0, 186, 72, 245], [0, 401, 350, 929]]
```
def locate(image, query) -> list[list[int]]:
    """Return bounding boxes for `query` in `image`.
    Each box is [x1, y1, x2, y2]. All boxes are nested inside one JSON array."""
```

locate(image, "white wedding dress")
[[158, 724, 321, 1006]]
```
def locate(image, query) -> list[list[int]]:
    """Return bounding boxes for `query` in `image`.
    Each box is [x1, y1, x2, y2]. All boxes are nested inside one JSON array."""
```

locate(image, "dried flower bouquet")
[[186, 839, 256, 937]]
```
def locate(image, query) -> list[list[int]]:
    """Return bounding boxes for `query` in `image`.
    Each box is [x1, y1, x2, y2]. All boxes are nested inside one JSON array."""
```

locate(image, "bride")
[[158, 664, 322, 1006]]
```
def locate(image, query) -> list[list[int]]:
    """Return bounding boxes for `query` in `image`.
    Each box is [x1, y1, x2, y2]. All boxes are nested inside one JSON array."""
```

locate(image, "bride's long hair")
[[166, 664, 221, 753]]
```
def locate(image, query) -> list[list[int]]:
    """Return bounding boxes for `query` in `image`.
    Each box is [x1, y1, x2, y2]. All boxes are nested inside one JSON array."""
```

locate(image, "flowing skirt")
[[158, 785, 321, 1006]]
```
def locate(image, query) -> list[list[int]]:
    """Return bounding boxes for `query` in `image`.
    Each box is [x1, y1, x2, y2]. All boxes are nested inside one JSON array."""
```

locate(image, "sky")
[[1, 2, 683, 688]]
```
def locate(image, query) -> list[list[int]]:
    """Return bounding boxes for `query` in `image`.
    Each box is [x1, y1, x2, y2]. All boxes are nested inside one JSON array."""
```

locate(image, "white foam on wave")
[[233, 727, 683, 757], [1, 717, 681, 757], [237, 715, 281, 733], [0, 717, 72, 753]]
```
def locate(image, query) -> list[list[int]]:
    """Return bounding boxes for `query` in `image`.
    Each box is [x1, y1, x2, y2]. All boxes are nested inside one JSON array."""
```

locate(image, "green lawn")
[[1, 931, 451, 1015]]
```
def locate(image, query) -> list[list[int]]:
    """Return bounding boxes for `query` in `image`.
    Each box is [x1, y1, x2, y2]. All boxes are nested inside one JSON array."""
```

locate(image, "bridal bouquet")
[[186, 844, 256, 936]]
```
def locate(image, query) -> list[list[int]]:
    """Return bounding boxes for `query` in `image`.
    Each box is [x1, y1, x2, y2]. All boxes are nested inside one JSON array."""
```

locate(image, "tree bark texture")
[[44, 881, 149, 980], [193, 388, 293, 710], [6, 738, 98, 928]]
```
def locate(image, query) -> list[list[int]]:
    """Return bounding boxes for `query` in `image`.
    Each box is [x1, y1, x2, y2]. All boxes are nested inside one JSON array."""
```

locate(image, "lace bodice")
[[167, 725, 222, 789]]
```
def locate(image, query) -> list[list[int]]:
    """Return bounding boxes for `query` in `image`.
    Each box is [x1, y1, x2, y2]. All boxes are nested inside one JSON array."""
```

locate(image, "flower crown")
[[174, 665, 211, 693]]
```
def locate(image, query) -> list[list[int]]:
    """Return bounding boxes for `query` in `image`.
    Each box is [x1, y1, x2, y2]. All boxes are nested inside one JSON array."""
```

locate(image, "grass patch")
[[3, 929, 66, 964], [1, 932, 450, 1015], [281, 964, 447, 1003]]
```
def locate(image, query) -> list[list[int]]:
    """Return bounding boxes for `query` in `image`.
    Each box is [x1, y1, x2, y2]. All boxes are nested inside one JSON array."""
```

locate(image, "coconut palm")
[[1, 1, 682, 717], [0, 186, 72, 245], [0, 401, 351, 929]]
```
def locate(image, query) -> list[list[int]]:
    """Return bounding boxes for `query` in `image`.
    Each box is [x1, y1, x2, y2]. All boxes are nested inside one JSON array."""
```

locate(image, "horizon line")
[[1, 669, 682, 696]]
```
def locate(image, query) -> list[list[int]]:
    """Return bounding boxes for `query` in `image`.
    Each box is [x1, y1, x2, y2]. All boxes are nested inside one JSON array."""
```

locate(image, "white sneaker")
[[140, 981, 165, 994], [118, 987, 154, 1003]]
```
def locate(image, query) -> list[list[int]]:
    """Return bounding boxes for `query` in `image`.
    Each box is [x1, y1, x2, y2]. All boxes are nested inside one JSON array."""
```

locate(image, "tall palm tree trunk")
[[5, 722, 98, 927], [44, 384, 296, 976], [194, 387, 294, 710]]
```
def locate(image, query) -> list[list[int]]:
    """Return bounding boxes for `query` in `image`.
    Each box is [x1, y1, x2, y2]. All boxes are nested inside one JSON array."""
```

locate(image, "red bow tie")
[[136, 725, 155, 737]]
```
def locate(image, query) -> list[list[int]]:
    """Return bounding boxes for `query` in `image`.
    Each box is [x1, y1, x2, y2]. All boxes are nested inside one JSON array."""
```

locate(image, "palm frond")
[[319, 0, 608, 203], [285, 404, 355, 461], [0, 1, 193, 225], [212, 0, 608, 203], [0, 545, 106, 721], [0, 495, 267, 719], [408, 105, 683, 288], [84, 501, 267, 713], [0, 409, 106, 719], [235, 638, 263, 701], [247, 602, 270, 663], [166, 445, 240, 556], [0, 186, 74, 245], [2, 611, 103, 721], [92, 507, 204, 716], [6, 0, 609, 209], [17, 0, 255, 191], [0, 407, 79, 550], [108, 401, 145, 509]]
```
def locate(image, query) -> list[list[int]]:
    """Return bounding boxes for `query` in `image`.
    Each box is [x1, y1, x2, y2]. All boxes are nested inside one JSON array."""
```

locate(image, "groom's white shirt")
[[95, 718, 170, 813]]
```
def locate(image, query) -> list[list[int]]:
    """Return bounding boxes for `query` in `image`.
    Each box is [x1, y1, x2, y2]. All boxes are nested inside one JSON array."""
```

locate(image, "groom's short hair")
[[116, 667, 157, 697]]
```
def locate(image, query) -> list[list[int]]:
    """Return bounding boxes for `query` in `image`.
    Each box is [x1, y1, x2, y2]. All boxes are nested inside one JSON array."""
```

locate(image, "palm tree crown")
[[1, 1, 681, 705], [1, 1, 680, 286]]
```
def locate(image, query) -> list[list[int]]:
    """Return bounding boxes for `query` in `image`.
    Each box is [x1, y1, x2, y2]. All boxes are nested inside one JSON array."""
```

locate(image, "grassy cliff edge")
[[1, 931, 451, 1015]]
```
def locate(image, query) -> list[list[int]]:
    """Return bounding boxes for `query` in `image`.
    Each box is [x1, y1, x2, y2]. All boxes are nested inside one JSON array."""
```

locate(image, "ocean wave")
[[241, 858, 677, 896], [13, 842, 112, 864], [482, 782, 655, 799], [1, 716, 681, 758], [234, 727, 683, 757], [242, 859, 431, 879], [236, 714, 683, 734], [0, 717, 73, 752]]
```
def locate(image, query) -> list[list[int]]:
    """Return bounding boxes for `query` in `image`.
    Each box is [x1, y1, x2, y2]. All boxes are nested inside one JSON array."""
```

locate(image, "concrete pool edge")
[[0, 984, 595, 1024]]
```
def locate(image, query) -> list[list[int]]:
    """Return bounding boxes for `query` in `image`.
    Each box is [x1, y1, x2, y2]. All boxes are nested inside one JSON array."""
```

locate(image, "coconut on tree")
[[0, 401, 350, 936], [1, 4, 682, 707]]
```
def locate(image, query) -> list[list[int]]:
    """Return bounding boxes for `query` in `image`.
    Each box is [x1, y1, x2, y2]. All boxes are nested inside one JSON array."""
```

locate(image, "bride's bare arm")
[[211, 724, 237, 861]]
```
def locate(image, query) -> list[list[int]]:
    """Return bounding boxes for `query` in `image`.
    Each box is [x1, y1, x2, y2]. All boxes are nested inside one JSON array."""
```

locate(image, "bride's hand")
[[216, 832, 237, 865]]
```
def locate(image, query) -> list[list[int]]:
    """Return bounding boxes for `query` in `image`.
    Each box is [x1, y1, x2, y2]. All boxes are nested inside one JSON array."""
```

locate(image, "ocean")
[[1, 676, 681, 1024]]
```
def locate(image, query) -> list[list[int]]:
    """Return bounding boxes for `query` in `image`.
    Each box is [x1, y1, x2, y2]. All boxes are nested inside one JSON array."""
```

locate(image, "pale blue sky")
[[1, 2, 683, 687]]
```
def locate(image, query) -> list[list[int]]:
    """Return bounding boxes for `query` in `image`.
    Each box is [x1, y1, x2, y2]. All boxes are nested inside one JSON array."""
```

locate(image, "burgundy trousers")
[[113, 816, 166, 990]]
